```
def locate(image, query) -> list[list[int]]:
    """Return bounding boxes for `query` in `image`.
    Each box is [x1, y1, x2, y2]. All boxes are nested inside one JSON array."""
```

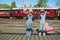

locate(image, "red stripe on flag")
[[45, 22, 54, 34]]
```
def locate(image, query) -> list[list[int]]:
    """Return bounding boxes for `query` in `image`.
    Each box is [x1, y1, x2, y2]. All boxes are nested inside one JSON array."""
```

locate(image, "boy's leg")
[[26, 24, 30, 36], [30, 24, 33, 35], [26, 24, 32, 37], [43, 23, 46, 36], [26, 30, 31, 37], [38, 23, 43, 36]]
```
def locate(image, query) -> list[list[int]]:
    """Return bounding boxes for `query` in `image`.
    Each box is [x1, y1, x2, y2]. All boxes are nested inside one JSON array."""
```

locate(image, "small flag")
[[23, 8, 28, 14], [45, 22, 54, 34]]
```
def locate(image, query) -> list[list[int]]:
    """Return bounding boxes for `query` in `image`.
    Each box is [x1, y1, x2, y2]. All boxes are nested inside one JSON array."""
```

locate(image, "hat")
[[40, 9, 44, 12], [40, 9, 45, 13]]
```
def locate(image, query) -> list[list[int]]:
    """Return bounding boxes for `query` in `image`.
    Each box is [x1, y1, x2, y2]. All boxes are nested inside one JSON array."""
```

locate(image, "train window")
[[15, 10, 18, 13], [46, 10, 50, 14], [0, 10, 9, 14], [58, 11, 60, 13], [34, 12, 37, 14], [47, 10, 50, 12], [4, 11, 6, 14], [58, 8, 60, 10], [17, 10, 20, 13], [20, 11, 23, 13]]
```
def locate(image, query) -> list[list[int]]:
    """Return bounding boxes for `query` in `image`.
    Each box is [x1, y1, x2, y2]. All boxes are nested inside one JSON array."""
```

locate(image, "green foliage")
[[10, 1, 17, 9], [34, 0, 48, 7], [28, 5, 32, 8], [0, 4, 10, 8]]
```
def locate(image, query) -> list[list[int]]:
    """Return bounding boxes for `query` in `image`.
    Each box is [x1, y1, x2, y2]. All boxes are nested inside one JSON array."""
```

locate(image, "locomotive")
[[0, 7, 60, 19]]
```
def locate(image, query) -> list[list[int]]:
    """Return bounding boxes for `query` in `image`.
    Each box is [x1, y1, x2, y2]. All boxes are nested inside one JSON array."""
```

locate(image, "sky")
[[0, 0, 60, 7]]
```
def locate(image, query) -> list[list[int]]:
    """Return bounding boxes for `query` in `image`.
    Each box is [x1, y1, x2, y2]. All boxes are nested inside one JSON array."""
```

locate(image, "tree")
[[0, 4, 10, 8], [34, 0, 48, 7], [28, 5, 32, 8], [10, 1, 17, 9]]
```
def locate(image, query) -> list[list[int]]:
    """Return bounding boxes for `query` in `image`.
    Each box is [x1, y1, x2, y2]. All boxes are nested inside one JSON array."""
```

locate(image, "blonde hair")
[[28, 9, 33, 13], [40, 9, 44, 12], [40, 9, 45, 13]]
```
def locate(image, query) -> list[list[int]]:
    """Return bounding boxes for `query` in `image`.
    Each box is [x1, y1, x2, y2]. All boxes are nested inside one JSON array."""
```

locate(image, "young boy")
[[26, 9, 34, 37], [38, 9, 46, 36]]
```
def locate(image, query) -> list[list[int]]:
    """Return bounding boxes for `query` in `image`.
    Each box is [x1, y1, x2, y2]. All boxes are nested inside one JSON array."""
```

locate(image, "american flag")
[[23, 4, 27, 13], [45, 22, 54, 34], [23, 8, 28, 14]]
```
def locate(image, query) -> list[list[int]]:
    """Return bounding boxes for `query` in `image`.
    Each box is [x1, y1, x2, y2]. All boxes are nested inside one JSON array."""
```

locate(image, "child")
[[38, 9, 46, 36], [26, 9, 34, 37]]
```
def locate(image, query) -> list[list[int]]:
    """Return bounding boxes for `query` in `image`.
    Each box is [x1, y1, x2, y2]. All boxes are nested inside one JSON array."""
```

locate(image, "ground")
[[0, 18, 60, 40]]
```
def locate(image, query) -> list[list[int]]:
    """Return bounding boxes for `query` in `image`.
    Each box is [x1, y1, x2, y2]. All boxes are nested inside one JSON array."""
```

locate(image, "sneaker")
[[43, 33, 46, 36], [39, 33, 41, 36]]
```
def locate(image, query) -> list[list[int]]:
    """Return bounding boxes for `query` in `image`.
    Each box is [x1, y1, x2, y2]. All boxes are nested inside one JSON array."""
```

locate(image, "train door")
[[10, 10, 14, 18], [57, 8, 60, 19]]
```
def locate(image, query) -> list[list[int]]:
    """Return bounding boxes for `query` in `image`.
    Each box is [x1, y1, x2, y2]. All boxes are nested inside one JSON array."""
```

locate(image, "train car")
[[45, 8, 57, 19], [13, 8, 58, 18], [0, 9, 10, 18], [0, 7, 59, 19], [13, 8, 28, 18], [32, 8, 57, 19], [13, 7, 58, 19]]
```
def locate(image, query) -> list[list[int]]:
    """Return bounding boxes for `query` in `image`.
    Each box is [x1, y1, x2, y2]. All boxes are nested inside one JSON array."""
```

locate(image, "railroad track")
[[0, 31, 60, 40], [0, 18, 60, 40]]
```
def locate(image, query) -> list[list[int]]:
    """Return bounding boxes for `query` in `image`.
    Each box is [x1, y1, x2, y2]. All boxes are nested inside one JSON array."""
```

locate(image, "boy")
[[38, 9, 46, 36], [26, 9, 34, 37]]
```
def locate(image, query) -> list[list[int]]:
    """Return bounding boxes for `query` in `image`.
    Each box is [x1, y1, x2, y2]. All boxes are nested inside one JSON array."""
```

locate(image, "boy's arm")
[[38, 16, 41, 20], [26, 16, 28, 20], [32, 16, 34, 21], [37, 16, 41, 22]]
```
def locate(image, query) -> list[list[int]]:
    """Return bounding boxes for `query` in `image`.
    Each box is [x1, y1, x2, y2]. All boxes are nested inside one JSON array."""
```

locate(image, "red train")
[[0, 8, 60, 19]]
